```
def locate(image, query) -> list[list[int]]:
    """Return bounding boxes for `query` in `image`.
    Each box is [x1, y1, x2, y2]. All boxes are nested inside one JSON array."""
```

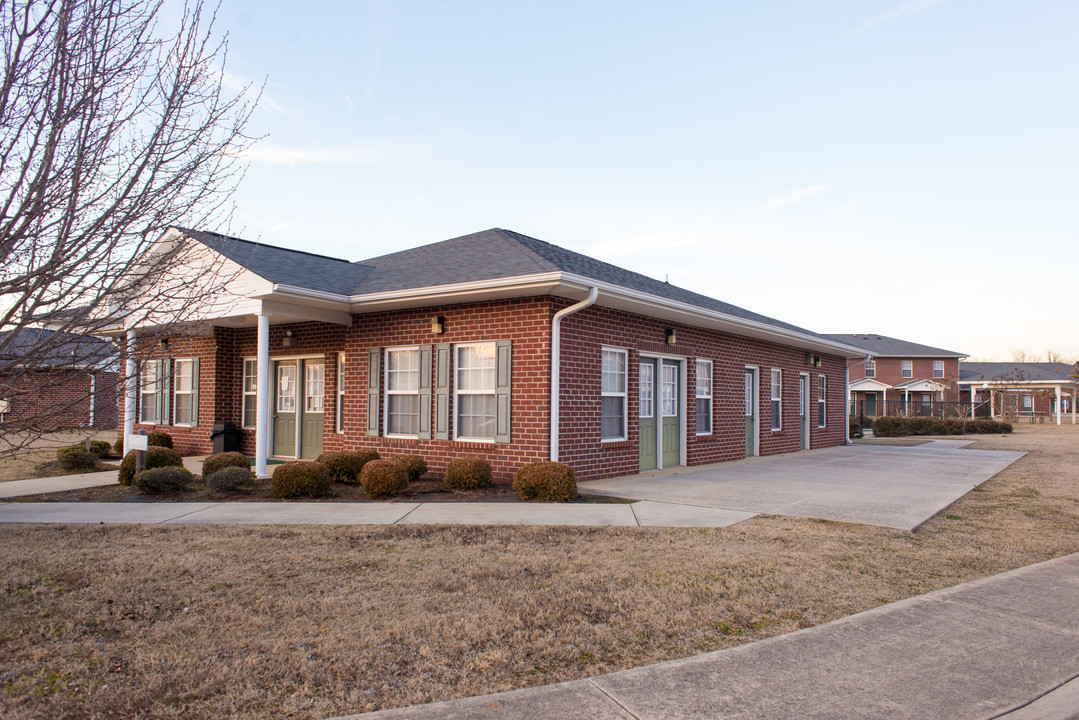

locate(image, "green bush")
[[118, 446, 184, 486], [360, 459, 409, 498], [872, 416, 906, 437], [202, 451, 251, 477], [316, 449, 380, 483], [55, 445, 97, 471], [392, 454, 428, 482], [873, 417, 1012, 438], [88, 440, 113, 458], [848, 418, 863, 439], [134, 466, 193, 494], [443, 457, 493, 490], [513, 462, 576, 502], [147, 431, 173, 449], [271, 461, 332, 499], [964, 419, 1013, 434], [113, 437, 124, 456], [206, 466, 255, 493]]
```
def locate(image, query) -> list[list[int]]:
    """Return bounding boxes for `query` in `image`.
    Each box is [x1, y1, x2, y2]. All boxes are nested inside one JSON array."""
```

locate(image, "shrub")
[[872, 416, 906, 437], [118, 446, 184, 486], [848, 418, 863, 439], [113, 437, 124, 456], [316, 449, 380, 483], [88, 440, 113, 458], [443, 457, 493, 489], [271, 461, 332, 499], [360, 459, 409, 498], [965, 419, 1012, 434], [873, 417, 1013, 438], [513, 462, 576, 502], [392, 454, 428, 482], [206, 466, 255, 493], [147, 431, 173, 449], [202, 451, 251, 477], [55, 445, 97, 471], [134, 466, 193, 494]]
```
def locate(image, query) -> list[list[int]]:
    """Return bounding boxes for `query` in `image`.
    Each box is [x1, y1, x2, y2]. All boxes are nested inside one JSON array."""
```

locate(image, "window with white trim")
[[455, 343, 496, 440], [771, 369, 782, 431], [933, 360, 944, 379], [140, 361, 161, 424], [336, 353, 345, 433], [305, 362, 324, 413], [901, 360, 913, 379], [601, 348, 627, 440], [639, 363, 654, 419], [818, 375, 827, 427], [695, 359, 712, 435], [660, 364, 677, 417], [744, 372, 753, 417], [242, 359, 256, 429], [173, 359, 195, 425], [386, 347, 420, 436], [865, 360, 875, 378]]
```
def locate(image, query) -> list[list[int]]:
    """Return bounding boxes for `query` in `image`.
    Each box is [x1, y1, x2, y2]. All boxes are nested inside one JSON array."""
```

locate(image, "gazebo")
[[959, 363, 1078, 425]]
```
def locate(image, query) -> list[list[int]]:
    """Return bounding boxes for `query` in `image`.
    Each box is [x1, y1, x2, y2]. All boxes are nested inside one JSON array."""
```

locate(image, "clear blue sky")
[[204, 0, 1077, 362]]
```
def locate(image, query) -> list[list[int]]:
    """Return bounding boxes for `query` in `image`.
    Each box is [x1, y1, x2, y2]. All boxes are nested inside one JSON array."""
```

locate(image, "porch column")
[[255, 312, 270, 477], [1056, 385, 1062, 425], [970, 386, 975, 419], [123, 328, 137, 441], [882, 390, 887, 417], [1072, 386, 1076, 425], [990, 389, 995, 419]]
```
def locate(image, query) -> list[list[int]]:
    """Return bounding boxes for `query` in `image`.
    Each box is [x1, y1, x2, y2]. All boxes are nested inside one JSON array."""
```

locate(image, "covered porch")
[[848, 378, 892, 419], [961, 380, 1077, 425]]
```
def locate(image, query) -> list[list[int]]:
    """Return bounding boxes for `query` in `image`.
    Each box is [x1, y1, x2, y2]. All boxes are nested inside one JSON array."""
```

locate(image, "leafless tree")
[[0, 0, 259, 456]]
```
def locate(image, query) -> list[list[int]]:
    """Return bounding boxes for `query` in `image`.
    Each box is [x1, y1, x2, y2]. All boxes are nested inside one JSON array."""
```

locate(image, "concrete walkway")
[[333, 553, 1079, 720], [579, 440, 1027, 531]]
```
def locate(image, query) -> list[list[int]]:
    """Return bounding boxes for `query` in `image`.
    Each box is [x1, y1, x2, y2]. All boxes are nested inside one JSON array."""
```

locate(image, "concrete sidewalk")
[[334, 553, 1079, 720]]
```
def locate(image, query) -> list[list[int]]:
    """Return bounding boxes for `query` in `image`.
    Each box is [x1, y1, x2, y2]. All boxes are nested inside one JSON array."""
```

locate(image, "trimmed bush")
[[360, 459, 409, 498], [113, 437, 124, 456], [134, 466, 193, 494], [271, 461, 332, 499], [872, 416, 906, 437], [392, 454, 428, 482], [317, 449, 380, 483], [443, 457, 493, 490], [965, 419, 1013, 434], [118, 446, 184, 486], [513, 462, 577, 502], [206, 466, 255, 493], [873, 416, 1013, 438], [88, 440, 113, 458], [848, 418, 863, 439], [147, 431, 173, 449], [202, 451, 251, 477], [56, 445, 97, 471]]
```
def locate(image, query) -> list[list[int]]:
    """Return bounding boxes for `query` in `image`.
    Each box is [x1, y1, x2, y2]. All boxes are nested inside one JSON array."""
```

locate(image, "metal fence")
[[850, 400, 977, 423]]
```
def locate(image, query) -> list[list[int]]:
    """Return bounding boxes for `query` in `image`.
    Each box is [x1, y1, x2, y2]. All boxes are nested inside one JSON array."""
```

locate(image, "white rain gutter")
[[846, 354, 873, 444], [550, 287, 599, 461]]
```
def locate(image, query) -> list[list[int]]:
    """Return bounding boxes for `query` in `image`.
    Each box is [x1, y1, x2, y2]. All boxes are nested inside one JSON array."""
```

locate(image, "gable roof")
[[825, 334, 965, 358], [960, 362, 1079, 384], [0, 328, 118, 370]]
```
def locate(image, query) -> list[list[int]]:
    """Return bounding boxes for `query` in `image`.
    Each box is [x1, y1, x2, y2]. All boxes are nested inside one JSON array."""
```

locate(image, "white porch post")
[[990, 389, 996, 419], [255, 312, 270, 477], [970, 386, 975, 419], [1056, 385, 1062, 425], [1072, 386, 1076, 425], [123, 328, 137, 441]]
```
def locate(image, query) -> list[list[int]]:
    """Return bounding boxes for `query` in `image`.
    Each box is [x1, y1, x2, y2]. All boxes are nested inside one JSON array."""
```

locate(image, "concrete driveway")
[[578, 440, 1026, 531]]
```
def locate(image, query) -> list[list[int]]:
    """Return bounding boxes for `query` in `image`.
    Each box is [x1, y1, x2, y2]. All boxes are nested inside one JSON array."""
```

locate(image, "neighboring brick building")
[[0, 328, 119, 430], [112, 227, 866, 482], [825, 334, 966, 419], [959, 362, 1077, 424]]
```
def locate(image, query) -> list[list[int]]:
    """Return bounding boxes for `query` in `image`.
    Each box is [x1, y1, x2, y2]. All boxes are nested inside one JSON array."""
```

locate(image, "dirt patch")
[[0, 430, 116, 482], [0, 424, 1076, 719]]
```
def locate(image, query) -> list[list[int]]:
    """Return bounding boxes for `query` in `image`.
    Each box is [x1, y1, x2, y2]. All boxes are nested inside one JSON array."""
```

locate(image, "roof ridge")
[[179, 227, 353, 264], [488, 228, 563, 274]]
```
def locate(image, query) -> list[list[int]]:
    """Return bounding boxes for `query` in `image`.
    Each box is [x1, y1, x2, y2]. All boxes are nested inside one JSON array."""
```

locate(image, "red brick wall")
[[847, 357, 961, 403], [2, 369, 118, 429]]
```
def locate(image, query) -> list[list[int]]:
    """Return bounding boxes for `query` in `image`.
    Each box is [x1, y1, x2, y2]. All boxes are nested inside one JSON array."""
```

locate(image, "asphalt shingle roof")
[[0, 328, 118, 369], [959, 362, 1079, 383], [825, 334, 965, 358]]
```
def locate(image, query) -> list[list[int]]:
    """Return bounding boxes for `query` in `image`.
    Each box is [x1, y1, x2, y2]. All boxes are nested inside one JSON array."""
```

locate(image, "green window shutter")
[[367, 348, 380, 436], [159, 359, 171, 425], [191, 358, 200, 427], [495, 340, 512, 444], [417, 345, 433, 439], [434, 344, 450, 440]]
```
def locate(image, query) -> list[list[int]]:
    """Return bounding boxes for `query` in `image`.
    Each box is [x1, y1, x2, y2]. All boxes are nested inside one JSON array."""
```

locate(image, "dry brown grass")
[[1, 425, 1077, 719], [0, 430, 115, 482]]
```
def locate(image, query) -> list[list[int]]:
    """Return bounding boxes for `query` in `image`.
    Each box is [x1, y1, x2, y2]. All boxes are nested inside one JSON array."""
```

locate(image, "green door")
[[660, 361, 680, 467], [300, 360, 324, 459], [745, 369, 757, 457], [799, 374, 809, 450], [273, 361, 297, 457], [639, 360, 657, 471]]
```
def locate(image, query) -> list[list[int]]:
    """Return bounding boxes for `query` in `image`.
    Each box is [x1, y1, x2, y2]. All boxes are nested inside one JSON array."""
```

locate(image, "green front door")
[[639, 360, 657, 471], [745, 369, 757, 457], [273, 361, 297, 457], [300, 360, 324, 459], [660, 361, 680, 467]]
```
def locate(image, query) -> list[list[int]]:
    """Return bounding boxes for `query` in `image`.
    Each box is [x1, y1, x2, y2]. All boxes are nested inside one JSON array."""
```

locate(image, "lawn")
[[0, 430, 116, 482], [1, 424, 1077, 719]]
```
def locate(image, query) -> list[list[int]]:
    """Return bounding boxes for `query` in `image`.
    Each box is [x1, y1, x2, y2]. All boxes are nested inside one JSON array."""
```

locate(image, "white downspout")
[[550, 287, 599, 462], [124, 329, 137, 443], [846, 354, 872, 445]]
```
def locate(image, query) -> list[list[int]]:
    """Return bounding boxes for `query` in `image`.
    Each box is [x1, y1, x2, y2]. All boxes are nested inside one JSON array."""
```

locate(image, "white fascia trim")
[[958, 379, 1077, 387], [270, 284, 353, 306], [348, 272, 565, 305]]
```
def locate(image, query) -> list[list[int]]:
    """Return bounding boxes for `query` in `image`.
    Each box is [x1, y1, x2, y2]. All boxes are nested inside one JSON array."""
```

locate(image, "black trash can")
[[210, 421, 241, 454]]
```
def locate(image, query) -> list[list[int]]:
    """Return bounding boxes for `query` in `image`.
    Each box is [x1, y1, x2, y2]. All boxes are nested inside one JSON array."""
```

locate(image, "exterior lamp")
[[431, 316, 445, 334], [282, 329, 296, 347], [665, 328, 677, 345]]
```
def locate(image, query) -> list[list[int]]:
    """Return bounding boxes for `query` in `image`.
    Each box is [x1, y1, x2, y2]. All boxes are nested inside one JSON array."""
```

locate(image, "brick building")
[[959, 362, 1077, 424], [110, 227, 866, 482]]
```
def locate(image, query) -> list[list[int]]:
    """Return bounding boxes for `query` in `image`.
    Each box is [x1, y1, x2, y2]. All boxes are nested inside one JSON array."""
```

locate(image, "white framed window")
[[386, 347, 420, 436], [277, 364, 296, 414], [601, 347, 627, 441], [865, 360, 875, 378], [660, 364, 677, 417], [695, 359, 712, 435], [455, 343, 496, 441], [305, 362, 324, 413], [818, 375, 827, 428], [336, 353, 345, 433], [933, 360, 945, 379], [173, 359, 195, 425], [1022, 395, 1033, 412], [242, 359, 257, 429], [744, 372, 753, 417], [901, 360, 913, 379], [639, 363, 654, 419], [771, 368, 782, 431], [140, 361, 161, 424]]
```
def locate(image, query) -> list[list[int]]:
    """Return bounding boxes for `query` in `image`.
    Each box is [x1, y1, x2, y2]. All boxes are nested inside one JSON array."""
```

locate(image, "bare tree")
[[0, 0, 259, 456], [1010, 349, 1032, 363]]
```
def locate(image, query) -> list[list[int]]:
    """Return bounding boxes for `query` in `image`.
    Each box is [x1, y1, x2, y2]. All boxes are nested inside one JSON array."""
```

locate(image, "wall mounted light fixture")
[[158, 338, 168, 350], [282, 329, 296, 347], [665, 328, 677, 345], [431, 316, 445, 334]]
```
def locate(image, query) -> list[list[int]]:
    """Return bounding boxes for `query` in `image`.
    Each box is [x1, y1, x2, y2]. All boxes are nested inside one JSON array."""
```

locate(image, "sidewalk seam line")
[[987, 672, 1079, 719], [156, 503, 225, 524], [587, 679, 642, 719], [629, 502, 641, 527], [393, 503, 423, 524]]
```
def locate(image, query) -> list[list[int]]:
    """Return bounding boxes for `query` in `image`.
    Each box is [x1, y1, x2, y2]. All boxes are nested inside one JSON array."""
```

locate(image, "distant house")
[[103, 227, 867, 481], [825, 334, 966, 419], [959, 362, 1078, 424], [0, 328, 119, 430]]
